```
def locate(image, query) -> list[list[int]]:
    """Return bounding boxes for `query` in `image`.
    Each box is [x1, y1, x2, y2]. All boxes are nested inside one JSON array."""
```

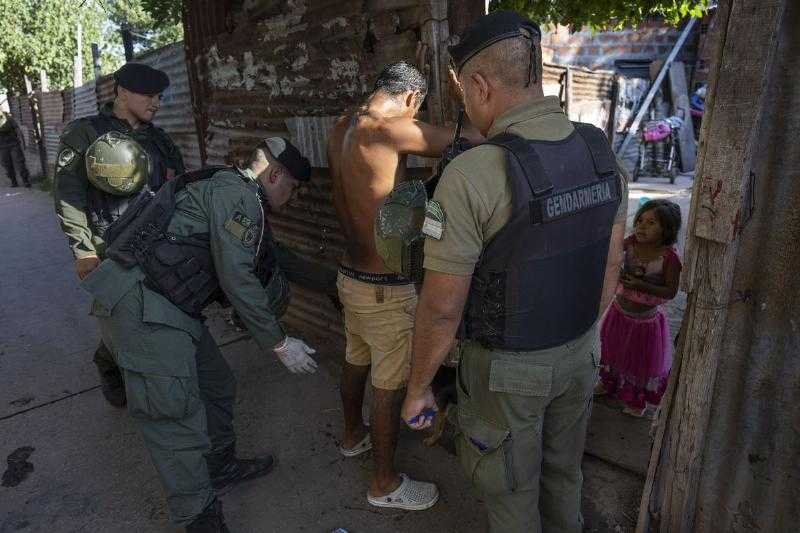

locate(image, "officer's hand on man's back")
[[76, 256, 101, 280], [274, 336, 318, 374]]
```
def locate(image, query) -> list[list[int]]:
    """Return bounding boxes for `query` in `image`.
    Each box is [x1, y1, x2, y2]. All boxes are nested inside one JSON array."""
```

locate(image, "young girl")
[[598, 199, 683, 417]]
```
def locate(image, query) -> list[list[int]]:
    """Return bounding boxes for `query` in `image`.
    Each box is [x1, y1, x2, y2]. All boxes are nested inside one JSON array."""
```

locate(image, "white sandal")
[[366, 473, 439, 511], [339, 434, 372, 457]]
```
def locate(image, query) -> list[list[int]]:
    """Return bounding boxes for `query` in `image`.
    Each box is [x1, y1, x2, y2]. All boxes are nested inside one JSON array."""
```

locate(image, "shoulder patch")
[[56, 148, 78, 172], [224, 210, 258, 246], [422, 200, 446, 240]]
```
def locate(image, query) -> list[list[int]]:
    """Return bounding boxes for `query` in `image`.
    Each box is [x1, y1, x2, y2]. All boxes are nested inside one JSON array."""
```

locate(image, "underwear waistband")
[[338, 265, 412, 286]]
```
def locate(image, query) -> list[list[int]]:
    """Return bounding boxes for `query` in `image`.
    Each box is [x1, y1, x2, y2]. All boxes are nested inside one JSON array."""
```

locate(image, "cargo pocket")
[[489, 359, 552, 397], [125, 371, 200, 421], [456, 409, 516, 495]]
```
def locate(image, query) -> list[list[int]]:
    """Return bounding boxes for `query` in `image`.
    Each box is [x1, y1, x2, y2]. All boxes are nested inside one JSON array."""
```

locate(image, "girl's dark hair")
[[634, 199, 682, 245]]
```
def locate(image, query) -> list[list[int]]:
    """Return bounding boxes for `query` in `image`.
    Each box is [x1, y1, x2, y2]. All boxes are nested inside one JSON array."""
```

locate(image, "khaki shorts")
[[336, 272, 417, 390]]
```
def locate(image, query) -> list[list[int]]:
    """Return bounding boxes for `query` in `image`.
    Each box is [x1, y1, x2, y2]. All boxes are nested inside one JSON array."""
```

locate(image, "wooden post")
[[121, 24, 135, 62], [91, 43, 102, 79], [668, 61, 696, 172], [23, 75, 49, 179], [73, 22, 83, 87], [421, 0, 451, 126], [636, 1, 787, 531], [39, 70, 49, 93], [564, 66, 573, 118]]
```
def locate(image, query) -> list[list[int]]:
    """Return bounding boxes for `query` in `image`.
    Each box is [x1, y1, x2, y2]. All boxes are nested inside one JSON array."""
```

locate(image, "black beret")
[[449, 10, 541, 73], [262, 137, 311, 182], [113, 63, 170, 96]]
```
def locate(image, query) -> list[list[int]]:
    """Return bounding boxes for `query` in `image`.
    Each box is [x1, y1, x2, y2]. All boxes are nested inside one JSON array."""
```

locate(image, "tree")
[[491, 0, 711, 29], [0, 0, 105, 94], [0, 0, 184, 94], [140, 0, 182, 27], [94, 0, 183, 74]]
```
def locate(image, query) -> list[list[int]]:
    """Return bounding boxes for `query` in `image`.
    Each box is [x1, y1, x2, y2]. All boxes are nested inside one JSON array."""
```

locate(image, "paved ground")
[[0, 174, 692, 533]]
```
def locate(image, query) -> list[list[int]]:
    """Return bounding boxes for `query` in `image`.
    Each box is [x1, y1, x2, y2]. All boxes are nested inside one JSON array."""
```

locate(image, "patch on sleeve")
[[56, 148, 77, 171], [422, 200, 446, 240], [224, 210, 258, 246]]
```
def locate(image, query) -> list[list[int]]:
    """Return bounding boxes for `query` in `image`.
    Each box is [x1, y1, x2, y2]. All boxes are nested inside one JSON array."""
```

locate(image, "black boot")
[[186, 498, 230, 533], [98, 366, 127, 408], [208, 447, 275, 495]]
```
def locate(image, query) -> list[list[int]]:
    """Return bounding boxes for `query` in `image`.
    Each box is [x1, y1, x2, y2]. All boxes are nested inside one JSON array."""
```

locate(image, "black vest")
[[86, 115, 179, 237], [462, 122, 621, 351], [106, 167, 279, 318]]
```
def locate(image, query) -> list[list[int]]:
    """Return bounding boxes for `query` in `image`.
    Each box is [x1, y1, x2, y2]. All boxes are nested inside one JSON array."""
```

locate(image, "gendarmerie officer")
[[401, 11, 628, 532], [54, 62, 185, 407], [82, 138, 326, 531]]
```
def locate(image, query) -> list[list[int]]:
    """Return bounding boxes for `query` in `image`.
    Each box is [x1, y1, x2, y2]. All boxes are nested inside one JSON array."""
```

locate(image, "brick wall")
[[542, 20, 701, 71]]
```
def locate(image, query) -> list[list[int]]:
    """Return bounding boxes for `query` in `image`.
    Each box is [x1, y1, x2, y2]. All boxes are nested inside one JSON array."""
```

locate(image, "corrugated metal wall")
[[183, 1, 623, 345], [96, 74, 116, 108], [72, 81, 98, 120], [184, 0, 434, 344], [138, 42, 202, 170], [39, 91, 66, 173]]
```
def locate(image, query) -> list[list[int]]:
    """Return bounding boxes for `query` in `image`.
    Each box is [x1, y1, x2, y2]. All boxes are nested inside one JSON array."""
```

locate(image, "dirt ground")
[[0, 172, 692, 533]]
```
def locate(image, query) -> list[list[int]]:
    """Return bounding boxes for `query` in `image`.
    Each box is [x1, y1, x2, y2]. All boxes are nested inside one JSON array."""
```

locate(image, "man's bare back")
[[328, 105, 456, 274]]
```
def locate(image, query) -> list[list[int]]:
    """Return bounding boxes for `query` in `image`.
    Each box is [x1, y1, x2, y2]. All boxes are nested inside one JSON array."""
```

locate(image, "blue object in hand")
[[408, 408, 437, 425]]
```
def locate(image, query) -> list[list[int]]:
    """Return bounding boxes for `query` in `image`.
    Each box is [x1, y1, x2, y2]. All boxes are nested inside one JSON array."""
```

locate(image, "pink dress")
[[599, 236, 682, 409]]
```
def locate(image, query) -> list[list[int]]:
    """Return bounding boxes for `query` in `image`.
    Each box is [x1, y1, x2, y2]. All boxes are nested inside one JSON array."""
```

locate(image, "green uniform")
[[0, 112, 30, 187], [80, 167, 328, 525], [54, 102, 185, 381], [425, 96, 628, 532]]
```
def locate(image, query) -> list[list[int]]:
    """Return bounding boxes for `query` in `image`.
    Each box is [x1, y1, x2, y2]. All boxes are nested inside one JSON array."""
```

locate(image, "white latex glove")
[[274, 336, 318, 374]]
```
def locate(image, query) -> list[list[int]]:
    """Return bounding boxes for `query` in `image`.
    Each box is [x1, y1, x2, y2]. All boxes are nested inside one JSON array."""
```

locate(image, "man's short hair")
[[461, 34, 541, 90], [373, 61, 427, 107]]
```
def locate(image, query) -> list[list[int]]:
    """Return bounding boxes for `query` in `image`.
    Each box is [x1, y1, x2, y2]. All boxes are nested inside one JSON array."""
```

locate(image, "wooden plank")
[[692, 0, 785, 244], [636, 1, 787, 531], [668, 62, 696, 172], [420, 0, 451, 125], [616, 18, 699, 159]]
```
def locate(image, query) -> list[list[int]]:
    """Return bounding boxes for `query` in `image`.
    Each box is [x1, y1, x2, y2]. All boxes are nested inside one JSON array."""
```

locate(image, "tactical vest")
[[86, 115, 177, 237], [462, 122, 621, 351], [106, 166, 286, 318]]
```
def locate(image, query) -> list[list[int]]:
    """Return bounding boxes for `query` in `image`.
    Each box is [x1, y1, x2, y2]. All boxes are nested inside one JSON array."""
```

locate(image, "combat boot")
[[186, 499, 230, 533], [208, 446, 275, 495]]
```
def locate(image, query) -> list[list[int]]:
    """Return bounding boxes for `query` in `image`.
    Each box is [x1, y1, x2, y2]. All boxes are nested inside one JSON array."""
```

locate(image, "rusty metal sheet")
[[96, 74, 116, 108], [38, 91, 65, 169], [183, 1, 482, 344], [138, 42, 203, 170], [72, 82, 98, 120]]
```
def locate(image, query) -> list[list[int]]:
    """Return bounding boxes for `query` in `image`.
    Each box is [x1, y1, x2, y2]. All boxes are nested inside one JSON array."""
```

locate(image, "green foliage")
[[140, 0, 182, 27], [0, 0, 105, 93], [491, 0, 710, 30], [0, 0, 183, 94], [95, 0, 183, 74]]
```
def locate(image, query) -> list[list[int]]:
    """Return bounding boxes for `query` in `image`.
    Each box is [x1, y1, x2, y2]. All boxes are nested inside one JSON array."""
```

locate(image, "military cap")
[[113, 63, 170, 95], [448, 10, 541, 74], [262, 137, 311, 182]]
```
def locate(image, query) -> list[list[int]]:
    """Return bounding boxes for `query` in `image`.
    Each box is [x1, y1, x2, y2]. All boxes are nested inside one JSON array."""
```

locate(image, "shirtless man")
[[328, 60, 476, 510]]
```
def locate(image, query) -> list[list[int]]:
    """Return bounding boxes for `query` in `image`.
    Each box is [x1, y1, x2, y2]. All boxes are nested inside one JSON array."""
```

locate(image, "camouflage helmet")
[[375, 180, 445, 283], [85, 131, 150, 196]]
